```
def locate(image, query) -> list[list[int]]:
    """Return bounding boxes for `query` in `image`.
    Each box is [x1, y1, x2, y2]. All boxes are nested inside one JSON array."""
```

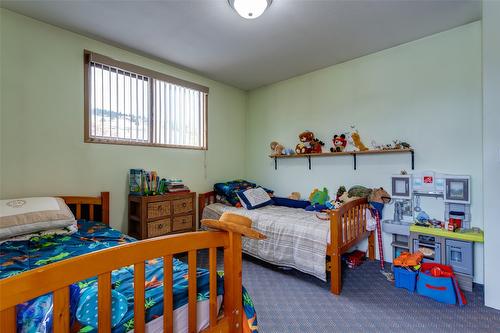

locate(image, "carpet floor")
[[241, 255, 500, 333], [190, 251, 500, 333]]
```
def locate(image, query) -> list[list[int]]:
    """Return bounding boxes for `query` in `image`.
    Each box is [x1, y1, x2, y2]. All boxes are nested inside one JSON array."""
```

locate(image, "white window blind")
[[153, 80, 207, 148], [85, 51, 208, 149], [90, 63, 150, 142]]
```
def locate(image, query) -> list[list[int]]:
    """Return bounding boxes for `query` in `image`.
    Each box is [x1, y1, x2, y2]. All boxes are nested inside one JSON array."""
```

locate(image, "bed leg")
[[330, 251, 342, 295], [368, 231, 375, 260]]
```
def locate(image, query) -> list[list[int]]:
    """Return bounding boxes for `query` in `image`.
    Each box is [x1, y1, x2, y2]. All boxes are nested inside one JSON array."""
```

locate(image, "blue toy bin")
[[416, 263, 457, 304], [394, 267, 418, 292]]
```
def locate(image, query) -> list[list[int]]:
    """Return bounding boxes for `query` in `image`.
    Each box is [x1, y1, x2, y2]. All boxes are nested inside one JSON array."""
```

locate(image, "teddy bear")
[[270, 141, 285, 155], [330, 134, 347, 152], [295, 131, 315, 154]]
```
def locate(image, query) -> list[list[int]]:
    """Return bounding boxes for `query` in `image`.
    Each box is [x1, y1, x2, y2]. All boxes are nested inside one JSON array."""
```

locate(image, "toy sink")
[[382, 220, 412, 236]]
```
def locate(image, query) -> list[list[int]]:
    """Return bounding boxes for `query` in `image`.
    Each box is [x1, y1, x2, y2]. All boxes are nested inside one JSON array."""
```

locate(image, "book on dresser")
[[128, 192, 196, 239]]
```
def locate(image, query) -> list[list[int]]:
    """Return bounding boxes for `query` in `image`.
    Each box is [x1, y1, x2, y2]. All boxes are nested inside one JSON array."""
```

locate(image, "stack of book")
[[166, 179, 190, 193]]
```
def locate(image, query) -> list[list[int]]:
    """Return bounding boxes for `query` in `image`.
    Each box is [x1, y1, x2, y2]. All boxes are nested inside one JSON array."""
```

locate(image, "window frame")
[[83, 50, 209, 150]]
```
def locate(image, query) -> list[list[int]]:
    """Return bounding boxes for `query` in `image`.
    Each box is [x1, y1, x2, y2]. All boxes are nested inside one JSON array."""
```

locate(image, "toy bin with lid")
[[394, 267, 418, 292], [416, 263, 457, 304]]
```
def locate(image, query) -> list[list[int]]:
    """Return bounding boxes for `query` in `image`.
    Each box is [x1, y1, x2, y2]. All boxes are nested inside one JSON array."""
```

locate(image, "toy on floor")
[[270, 141, 285, 155], [330, 134, 347, 152], [343, 250, 366, 268], [417, 263, 467, 306], [393, 251, 424, 267]]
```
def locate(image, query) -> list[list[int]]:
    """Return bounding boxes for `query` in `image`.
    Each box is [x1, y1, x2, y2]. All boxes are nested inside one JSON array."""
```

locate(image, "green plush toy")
[[309, 187, 330, 205]]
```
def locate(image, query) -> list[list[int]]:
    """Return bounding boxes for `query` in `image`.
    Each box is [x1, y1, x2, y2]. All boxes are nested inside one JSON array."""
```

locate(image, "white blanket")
[[202, 203, 329, 281]]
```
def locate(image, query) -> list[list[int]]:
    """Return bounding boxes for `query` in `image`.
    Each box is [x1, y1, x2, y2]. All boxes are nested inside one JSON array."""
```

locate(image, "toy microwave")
[[391, 172, 470, 204]]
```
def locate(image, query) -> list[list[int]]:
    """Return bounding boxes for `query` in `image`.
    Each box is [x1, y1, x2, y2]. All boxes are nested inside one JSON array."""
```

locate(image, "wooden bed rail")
[[329, 197, 375, 294], [59, 191, 110, 225], [198, 191, 216, 225], [0, 230, 245, 333]]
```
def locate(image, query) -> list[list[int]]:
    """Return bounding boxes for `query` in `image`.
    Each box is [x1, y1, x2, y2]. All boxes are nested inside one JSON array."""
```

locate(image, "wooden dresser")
[[128, 192, 196, 239]]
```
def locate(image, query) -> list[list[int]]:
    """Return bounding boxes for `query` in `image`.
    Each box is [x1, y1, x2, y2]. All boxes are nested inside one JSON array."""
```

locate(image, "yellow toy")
[[351, 131, 369, 151]]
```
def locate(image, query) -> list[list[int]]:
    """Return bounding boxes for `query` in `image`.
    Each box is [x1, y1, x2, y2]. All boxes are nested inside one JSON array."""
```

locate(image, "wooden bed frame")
[[198, 191, 375, 295], [0, 192, 252, 333]]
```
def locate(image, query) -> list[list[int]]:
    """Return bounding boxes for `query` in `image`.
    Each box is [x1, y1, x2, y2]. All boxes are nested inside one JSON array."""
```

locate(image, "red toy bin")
[[416, 263, 458, 304]]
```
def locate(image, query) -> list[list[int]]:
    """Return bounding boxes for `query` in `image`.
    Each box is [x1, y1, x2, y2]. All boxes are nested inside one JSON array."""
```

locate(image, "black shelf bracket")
[[274, 157, 278, 170], [353, 153, 357, 170], [307, 156, 311, 170], [411, 151, 415, 170]]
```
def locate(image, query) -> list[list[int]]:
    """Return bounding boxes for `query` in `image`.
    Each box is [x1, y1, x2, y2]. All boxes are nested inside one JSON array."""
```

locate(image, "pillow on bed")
[[214, 180, 274, 206], [0, 197, 76, 240], [237, 187, 274, 210]]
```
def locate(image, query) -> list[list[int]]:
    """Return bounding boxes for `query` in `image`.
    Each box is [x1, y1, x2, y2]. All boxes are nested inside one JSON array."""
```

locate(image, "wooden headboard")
[[59, 192, 109, 225]]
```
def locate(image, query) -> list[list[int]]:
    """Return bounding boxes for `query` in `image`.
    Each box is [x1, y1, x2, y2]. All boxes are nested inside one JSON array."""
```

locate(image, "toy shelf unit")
[[269, 148, 414, 170]]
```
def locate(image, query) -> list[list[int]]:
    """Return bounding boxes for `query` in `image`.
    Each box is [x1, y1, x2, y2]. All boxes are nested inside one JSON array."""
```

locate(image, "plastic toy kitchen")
[[382, 171, 483, 292]]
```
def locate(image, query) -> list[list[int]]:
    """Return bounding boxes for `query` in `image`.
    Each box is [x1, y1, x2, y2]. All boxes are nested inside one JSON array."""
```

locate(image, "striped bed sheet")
[[202, 203, 330, 281]]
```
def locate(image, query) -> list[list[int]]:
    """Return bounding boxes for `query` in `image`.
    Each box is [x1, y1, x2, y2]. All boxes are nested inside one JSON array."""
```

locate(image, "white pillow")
[[0, 197, 76, 240], [237, 187, 273, 210]]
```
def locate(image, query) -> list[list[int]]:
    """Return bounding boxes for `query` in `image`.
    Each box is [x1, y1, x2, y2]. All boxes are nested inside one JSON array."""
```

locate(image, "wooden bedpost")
[[202, 217, 266, 332], [224, 231, 243, 333], [100, 191, 110, 225], [368, 231, 375, 260], [330, 210, 342, 295]]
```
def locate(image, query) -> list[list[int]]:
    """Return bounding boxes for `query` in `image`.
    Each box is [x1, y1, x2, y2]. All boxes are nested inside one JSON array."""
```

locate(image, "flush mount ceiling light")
[[228, 0, 273, 19]]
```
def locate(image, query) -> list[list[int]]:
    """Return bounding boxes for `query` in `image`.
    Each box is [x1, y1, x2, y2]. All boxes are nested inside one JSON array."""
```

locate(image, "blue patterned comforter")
[[0, 220, 258, 333]]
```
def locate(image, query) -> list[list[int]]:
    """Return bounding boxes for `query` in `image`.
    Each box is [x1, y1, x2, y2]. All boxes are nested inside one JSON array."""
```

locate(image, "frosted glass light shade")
[[229, 0, 272, 19]]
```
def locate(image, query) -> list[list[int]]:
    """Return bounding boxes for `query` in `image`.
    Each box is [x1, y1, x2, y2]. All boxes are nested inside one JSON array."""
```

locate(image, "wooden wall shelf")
[[269, 149, 414, 170]]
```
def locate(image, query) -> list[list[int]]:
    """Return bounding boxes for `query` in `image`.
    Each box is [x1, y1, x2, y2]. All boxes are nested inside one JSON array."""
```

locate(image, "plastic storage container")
[[416, 263, 457, 304], [394, 267, 418, 292]]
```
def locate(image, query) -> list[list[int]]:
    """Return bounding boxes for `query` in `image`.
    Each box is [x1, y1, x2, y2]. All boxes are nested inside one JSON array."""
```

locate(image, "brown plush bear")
[[295, 131, 314, 154]]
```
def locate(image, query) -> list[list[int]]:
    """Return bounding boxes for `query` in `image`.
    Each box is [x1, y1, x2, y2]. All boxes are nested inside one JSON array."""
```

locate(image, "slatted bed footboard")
[[198, 192, 375, 295], [328, 197, 375, 295], [0, 192, 250, 333]]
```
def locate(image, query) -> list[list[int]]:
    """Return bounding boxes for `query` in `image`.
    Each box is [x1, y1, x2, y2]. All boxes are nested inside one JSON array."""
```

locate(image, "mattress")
[[0, 220, 256, 333], [202, 203, 331, 281]]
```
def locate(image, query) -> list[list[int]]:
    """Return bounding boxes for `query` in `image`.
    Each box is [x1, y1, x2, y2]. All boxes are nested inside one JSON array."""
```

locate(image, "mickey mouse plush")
[[330, 134, 347, 152]]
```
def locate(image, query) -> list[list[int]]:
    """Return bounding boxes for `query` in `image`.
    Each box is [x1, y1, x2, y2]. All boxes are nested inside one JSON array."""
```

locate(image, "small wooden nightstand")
[[128, 192, 196, 239]]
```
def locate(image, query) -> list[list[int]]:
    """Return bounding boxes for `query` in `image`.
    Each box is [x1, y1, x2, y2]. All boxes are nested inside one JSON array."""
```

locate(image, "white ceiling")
[[1, 0, 481, 90]]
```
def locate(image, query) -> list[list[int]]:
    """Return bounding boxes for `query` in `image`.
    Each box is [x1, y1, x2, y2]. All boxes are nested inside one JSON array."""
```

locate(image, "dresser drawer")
[[172, 198, 193, 215], [147, 219, 171, 238], [172, 215, 194, 232], [147, 201, 171, 219]]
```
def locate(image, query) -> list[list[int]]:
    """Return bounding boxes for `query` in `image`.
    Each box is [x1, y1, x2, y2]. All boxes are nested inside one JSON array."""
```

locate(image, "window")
[[84, 51, 208, 149]]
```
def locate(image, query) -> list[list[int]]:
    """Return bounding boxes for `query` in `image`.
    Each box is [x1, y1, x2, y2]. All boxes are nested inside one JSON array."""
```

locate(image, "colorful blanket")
[[0, 220, 258, 333]]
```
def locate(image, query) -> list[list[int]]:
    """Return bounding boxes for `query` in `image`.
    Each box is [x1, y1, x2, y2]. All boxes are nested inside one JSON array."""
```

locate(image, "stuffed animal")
[[338, 186, 391, 218], [283, 148, 294, 155], [309, 187, 330, 205], [270, 141, 285, 155], [351, 131, 369, 151], [295, 131, 315, 154], [306, 187, 330, 211], [288, 192, 301, 200], [330, 134, 347, 152], [336, 186, 346, 201], [310, 138, 325, 153]]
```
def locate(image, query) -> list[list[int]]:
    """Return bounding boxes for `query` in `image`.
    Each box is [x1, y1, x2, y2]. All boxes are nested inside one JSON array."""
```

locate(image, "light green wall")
[[482, 1, 500, 310], [0, 9, 246, 231], [246, 22, 483, 283]]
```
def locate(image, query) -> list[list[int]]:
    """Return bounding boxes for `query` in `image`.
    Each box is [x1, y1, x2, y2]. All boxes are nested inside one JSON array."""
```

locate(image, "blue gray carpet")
[[190, 251, 500, 332]]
